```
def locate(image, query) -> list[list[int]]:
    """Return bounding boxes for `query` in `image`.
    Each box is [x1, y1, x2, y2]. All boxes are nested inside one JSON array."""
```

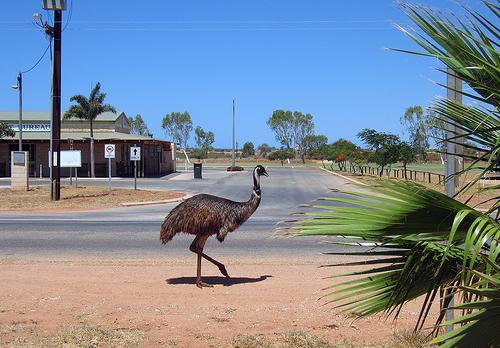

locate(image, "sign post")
[[68, 139, 74, 185], [130, 145, 140, 190], [104, 144, 115, 191]]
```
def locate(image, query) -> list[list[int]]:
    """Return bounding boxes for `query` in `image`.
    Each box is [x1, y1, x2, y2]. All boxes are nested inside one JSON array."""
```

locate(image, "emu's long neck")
[[248, 168, 262, 208], [253, 168, 261, 196]]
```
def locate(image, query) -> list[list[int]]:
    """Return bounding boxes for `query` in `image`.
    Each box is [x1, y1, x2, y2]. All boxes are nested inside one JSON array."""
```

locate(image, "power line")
[[2, 26, 394, 32], [62, 0, 73, 32], [69, 19, 397, 24], [80, 27, 394, 32], [22, 43, 51, 74], [3, 19, 400, 24]]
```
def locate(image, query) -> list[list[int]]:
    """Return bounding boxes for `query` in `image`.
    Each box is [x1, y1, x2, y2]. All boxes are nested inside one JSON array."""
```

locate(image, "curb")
[[120, 193, 193, 207], [317, 167, 367, 186]]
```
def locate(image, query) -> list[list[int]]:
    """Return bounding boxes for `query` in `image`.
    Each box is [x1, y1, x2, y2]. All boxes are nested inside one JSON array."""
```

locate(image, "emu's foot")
[[196, 281, 214, 288], [218, 265, 230, 278]]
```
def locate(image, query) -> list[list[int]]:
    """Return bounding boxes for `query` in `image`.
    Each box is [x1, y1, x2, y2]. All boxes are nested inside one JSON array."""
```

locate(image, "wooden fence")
[[346, 165, 445, 185]]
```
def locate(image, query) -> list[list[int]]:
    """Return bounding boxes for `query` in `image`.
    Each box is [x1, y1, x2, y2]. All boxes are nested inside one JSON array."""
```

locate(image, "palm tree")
[[295, 2, 499, 347], [64, 82, 115, 178]]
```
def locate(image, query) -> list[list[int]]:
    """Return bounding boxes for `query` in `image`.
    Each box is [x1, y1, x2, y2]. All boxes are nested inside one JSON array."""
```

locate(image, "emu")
[[160, 165, 268, 288]]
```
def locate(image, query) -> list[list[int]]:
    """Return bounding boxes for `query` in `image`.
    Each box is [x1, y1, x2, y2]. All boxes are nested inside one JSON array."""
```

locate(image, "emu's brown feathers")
[[160, 192, 261, 244]]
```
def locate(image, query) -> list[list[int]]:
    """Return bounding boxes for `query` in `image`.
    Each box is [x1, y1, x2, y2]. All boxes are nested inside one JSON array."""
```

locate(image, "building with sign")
[[0, 111, 176, 177]]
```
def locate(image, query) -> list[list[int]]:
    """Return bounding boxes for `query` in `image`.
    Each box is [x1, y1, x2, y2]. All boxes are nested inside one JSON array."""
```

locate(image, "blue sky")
[[0, 1, 481, 148]]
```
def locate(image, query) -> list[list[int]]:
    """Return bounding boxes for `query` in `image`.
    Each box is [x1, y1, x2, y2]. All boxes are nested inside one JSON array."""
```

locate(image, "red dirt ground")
[[0, 256, 437, 347]]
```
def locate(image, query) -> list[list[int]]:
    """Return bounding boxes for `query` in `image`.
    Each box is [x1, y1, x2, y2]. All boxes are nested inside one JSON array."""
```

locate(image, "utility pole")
[[37, 1, 66, 200], [51, 9, 62, 201], [445, 68, 463, 196], [445, 67, 462, 332], [232, 99, 236, 168]]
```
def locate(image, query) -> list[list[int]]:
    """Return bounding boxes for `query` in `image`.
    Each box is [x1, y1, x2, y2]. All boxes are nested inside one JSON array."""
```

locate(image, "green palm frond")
[[89, 82, 102, 101], [65, 83, 116, 122], [395, 2, 500, 106], [395, 1, 500, 208], [296, 2, 499, 347], [428, 98, 499, 203], [434, 259, 500, 348], [320, 242, 464, 325], [294, 180, 500, 334], [297, 180, 485, 243], [432, 100, 499, 148], [63, 104, 87, 120]]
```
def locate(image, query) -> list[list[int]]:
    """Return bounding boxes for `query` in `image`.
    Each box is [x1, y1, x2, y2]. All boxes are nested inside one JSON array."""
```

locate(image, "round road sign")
[[105, 144, 115, 158]]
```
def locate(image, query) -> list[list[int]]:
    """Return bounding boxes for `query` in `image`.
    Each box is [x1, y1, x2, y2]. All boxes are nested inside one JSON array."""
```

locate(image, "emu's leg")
[[190, 235, 212, 288], [201, 253, 230, 278]]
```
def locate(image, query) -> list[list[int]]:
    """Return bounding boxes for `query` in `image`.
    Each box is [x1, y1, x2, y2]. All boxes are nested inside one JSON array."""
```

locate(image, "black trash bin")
[[194, 162, 202, 179]]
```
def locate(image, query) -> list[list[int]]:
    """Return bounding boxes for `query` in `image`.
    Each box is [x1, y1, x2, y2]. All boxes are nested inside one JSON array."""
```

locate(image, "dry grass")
[[2, 185, 184, 211], [231, 334, 275, 348], [389, 330, 431, 348], [1, 325, 431, 348], [5, 324, 144, 348], [229, 329, 431, 348]]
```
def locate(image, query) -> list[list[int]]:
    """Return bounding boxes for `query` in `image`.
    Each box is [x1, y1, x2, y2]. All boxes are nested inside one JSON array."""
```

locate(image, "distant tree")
[[267, 110, 294, 150], [426, 112, 447, 163], [64, 82, 115, 178], [128, 114, 151, 136], [358, 128, 400, 151], [257, 143, 273, 158], [372, 145, 401, 176], [0, 122, 15, 138], [401, 105, 429, 161], [161, 112, 193, 150], [191, 149, 207, 160], [350, 148, 369, 174], [194, 126, 215, 158], [268, 149, 293, 166], [242, 141, 255, 157], [304, 134, 328, 158], [358, 128, 401, 176], [293, 112, 315, 163], [398, 141, 418, 179], [328, 139, 358, 171]]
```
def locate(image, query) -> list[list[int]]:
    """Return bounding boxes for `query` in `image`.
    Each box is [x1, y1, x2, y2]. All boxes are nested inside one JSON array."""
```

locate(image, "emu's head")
[[255, 165, 269, 178], [253, 165, 268, 195]]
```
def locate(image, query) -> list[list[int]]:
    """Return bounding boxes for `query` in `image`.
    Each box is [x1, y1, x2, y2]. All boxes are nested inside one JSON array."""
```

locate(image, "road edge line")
[[317, 167, 367, 186], [120, 193, 193, 207]]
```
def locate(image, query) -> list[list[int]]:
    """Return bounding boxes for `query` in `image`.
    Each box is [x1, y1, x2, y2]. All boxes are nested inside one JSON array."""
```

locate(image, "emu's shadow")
[[166, 275, 272, 287]]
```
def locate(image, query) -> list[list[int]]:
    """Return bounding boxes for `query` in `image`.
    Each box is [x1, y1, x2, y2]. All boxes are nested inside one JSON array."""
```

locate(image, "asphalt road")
[[0, 167, 357, 259]]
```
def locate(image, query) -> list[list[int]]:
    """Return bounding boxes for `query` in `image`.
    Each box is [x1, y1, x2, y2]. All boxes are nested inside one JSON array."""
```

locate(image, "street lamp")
[[10, 73, 22, 151]]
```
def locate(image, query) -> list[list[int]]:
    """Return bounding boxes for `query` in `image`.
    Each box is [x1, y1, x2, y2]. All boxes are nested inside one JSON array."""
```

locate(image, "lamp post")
[[10, 73, 23, 151]]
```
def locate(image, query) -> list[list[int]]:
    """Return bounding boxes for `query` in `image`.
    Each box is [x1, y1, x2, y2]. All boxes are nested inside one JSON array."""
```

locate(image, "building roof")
[[0, 110, 171, 143], [5, 131, 167, 142], [0, 110, 125, 122]]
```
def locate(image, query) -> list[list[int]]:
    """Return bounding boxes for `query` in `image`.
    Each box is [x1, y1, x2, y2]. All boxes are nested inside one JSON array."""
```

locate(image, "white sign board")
[[60, 150, 82, 168], [130, 146, 141, 161], [104, 144, 115, 159]]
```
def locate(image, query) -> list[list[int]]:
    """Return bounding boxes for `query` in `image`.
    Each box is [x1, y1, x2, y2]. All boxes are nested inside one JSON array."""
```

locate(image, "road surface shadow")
[[166, 275, 272, 286]]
